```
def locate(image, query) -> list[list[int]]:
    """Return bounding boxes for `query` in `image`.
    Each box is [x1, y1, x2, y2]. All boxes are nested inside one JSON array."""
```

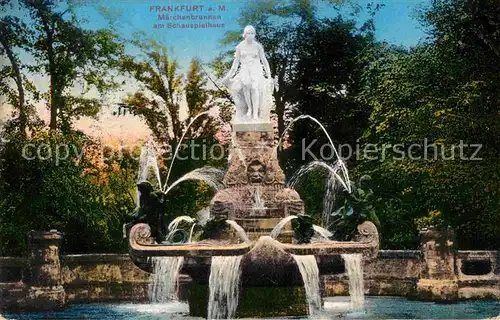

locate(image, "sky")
[[1, 0, 431, 142], [75, 0, 430, 70]]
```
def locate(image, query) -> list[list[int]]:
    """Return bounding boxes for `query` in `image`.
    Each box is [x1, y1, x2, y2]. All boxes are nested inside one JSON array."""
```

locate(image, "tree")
[[0, 1, 128, 255], [186, 58, 209, 120], [119, 39, 227, 223], [0, 16, 28, 136], [120, 39, 186, 144], [354, 0, 500, 248], [184, 57, 220, 138], [22, 0, 124, 132], [284, 17, 375, 169], [422, 0, 500, 60], [119, 38, 226, 146], [0, 1, 42, 136], [0, 131, 127, 255]]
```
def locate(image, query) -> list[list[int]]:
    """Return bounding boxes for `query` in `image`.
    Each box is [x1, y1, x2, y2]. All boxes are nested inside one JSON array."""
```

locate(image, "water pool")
[[2, 297, 498, 319]]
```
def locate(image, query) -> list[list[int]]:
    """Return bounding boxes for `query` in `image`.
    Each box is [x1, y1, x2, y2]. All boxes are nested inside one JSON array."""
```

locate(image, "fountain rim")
[[128, 222, 379, 260]]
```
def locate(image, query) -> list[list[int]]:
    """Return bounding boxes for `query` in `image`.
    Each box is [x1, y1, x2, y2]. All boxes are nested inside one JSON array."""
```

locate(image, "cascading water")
[[252, 187, 265, 210], [226, 220, 251, 243], [270, 216, 333, 241], [270, 215, 298, 239], [278, 115, 351, 192], [323, 170, 339, 227], [149, 256, 184, 302], [163, 167, 225, 196], [168, 216, 195, 232], [282, 115, 355, 227], [312, 225, 333, 239], [207, 256, 243, 319], [163, 110, 212, 191], [136, 141, 162, 206], [188, 223, 197, 243], [164, 216, 196, 243], [341, 253, 365, 309], [292, 255, 322, 315], [288, 161, 347, 227], [251, 187, 267, 216]]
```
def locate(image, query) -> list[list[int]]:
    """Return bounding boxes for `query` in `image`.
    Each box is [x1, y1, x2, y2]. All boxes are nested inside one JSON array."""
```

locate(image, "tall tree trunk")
[[47, 32, 57, 131], [275, 92, 286, 137], [38, 7, 57, 131], [0, 26, 26, 136], [275, 65, 288, 137]]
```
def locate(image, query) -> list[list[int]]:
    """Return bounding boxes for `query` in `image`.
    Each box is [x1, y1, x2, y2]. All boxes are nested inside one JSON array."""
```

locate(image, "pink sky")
[[0, 70, 195, 144], [1, 100, 153, 144]]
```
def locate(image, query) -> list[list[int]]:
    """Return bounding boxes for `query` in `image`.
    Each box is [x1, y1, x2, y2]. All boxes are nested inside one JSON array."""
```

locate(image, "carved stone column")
[[23, 230, 66, 310], [211, 126, 301, 242], [415, 227, 458, 301]]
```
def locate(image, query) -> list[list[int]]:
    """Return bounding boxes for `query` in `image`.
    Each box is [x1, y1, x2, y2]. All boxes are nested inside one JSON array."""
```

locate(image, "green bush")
[[0, 131, 129, 255]]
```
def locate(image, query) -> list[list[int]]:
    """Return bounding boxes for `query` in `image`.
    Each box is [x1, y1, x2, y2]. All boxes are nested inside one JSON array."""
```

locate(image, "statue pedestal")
[[211, 122, 302, 242], [232, 122, 273, 132]]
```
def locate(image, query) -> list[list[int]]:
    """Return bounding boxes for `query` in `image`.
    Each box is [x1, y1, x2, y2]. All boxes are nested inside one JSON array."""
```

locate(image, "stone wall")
[[1, 230, 499, 311], [322, 249, 500, 300], [0, 257, 24, 283], [0, 254, 151, 310], [323, 250, 422, 297], [0, 257, 26, 311], [456, 251, 500, 300], [0, 253, 197, 311], [3, 250, 498, 311], [61, 254, 150, 303]]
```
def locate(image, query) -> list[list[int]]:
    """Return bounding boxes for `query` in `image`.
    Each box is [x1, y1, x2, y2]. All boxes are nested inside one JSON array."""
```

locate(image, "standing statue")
[[221, 25, 273, 123]]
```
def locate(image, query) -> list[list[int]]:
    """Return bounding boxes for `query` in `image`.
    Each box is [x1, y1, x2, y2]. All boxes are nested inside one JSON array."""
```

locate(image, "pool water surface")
[[2, 296, 499, 319]]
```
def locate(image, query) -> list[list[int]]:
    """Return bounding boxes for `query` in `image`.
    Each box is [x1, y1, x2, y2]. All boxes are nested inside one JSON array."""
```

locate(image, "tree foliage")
[[0, 1, 128, 255], [355, 0, 500, 249], [0, 131, 127, 255], [1, 0, 499, 255], [23, 0, 124, 132], [118, 38, 227, 226]]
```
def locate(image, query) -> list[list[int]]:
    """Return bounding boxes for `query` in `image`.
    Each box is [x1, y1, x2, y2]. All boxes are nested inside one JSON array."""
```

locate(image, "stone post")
[[23, 230, 66, 310], [415, 227, 458, 301]]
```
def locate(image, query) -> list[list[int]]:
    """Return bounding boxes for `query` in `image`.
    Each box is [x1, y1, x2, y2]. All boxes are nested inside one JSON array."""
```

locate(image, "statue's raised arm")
[[220, 25, 273, 124]]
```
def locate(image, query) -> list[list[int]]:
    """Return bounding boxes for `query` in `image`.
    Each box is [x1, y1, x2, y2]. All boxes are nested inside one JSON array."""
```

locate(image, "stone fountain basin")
[[128, 221, 379, 279]]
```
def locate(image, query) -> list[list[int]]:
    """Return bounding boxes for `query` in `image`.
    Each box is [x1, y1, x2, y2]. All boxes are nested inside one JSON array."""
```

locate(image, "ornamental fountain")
[[126, 25, 379, 319]]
